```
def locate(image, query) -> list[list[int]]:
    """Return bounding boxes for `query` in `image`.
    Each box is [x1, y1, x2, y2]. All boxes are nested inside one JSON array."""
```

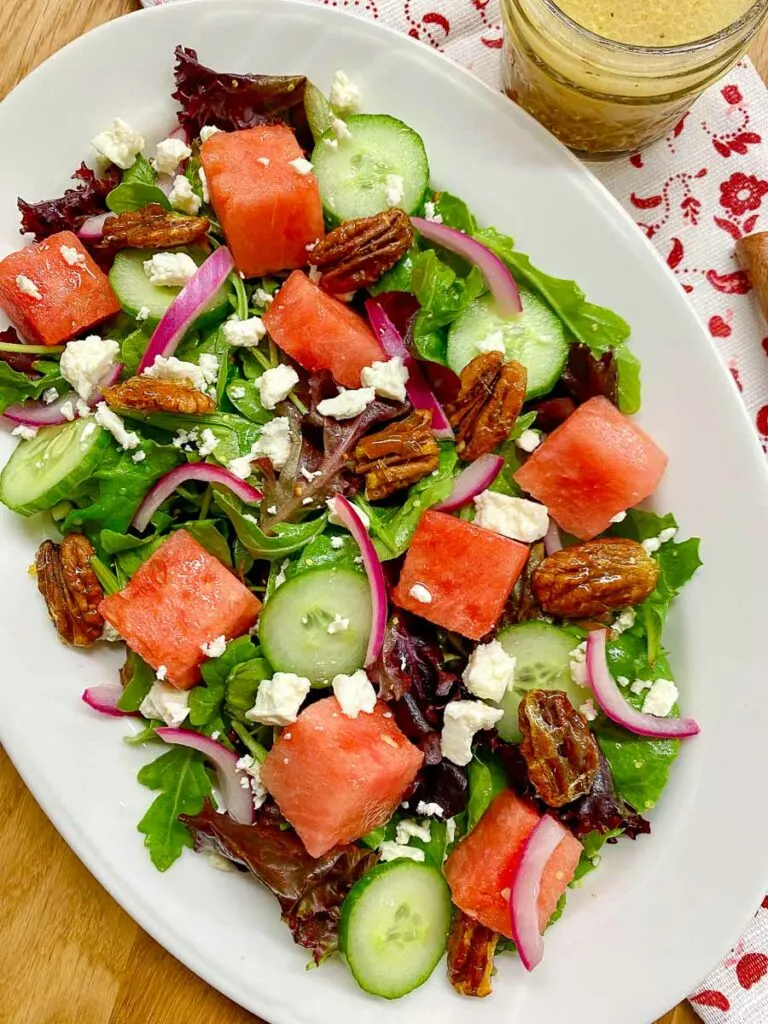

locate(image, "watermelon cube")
[[263, 270, 384, 388], [393, 510, 529, 640], [514, 396, 668, 541], [261, 697, 424, 858], [0, 231, 120, 345], [201, 126, 325, 278], [100, 530, 261, 689], [444, 790, 582, 939]]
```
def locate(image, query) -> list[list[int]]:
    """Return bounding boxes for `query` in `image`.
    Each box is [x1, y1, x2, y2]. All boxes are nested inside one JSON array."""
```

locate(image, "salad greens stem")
[[0, 342, 65, 355], [268, 338, 279, 368], [231, 720, 268, 762], [230, 272, 250, 322], [90, 555, 121, 596], [198, 486, 212, 521], [249, 345, 308, 415]]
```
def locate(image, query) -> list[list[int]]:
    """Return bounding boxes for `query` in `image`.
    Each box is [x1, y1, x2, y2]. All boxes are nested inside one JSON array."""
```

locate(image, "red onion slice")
[[433, 454, 503, 512], [365, 298, 454, 440], [81, 683, 136, 717], [4, 362, 123, 428], [509, 814, 569, 971], [132, 463, 263, 533], [330, 495, 387, 666], [544, 518, 563, 556], [411, 217, 522, 317], [155, 727, 254, 825], [586, 629, 700, 739], [77, 212, 112, 243], [137, 246, 234, 375]]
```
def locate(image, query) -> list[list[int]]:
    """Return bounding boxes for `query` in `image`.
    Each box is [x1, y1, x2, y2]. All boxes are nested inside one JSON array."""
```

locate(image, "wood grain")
[[1, 4, 767, 1023]]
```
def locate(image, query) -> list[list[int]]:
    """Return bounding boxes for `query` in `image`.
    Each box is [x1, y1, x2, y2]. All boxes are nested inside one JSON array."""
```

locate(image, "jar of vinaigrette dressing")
[[501, 0, 768, 156]]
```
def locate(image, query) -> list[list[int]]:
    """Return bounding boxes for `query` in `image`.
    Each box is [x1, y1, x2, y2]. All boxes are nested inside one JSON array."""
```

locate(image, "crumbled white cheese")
[[289, 158, 313, 176], [462, 639, 516, 703], [60, 401, 75, 421], [423, 200, 443, 224], [230, 417, 292, 478], [642, 526, 677, 554], [245, 672, 311, 726], [132, 450, 146, 463], [143, 251, 197, 287], [409, 583, 432, 604], [300, 467, 322, 482], [101, 622, 121, 642], [94, 403, 139, 450], [229, 385, 246, 400], [199, 167, 210, 203], [91, 118, 145, 169], [515, 429, 541, 453], [326, 495, 370, 530], [143, 356, 208, 393], [569, 641, 588, 688], [317, 387, 375, 420], [613, 607, 636, 635], [42, 387, 59, 404], [308, 265, 322, 284], [16, 275, 42, 300], [658, 527, 677, 543], [235, 754, 268, 810], [153, 137, 191, 175], [60, 244, 87, 268], [139, 681, 190, 727], [75, 399, 92, 419], [441, 700, 504, 766], [223, 316, 266, 348], [616, 675, 630, 688], [324, 137, 339, 151], [200, 125, 222, 143], [396, 819, 432, 845], [473, 491, 549, 543], [60, 335, 120, 400], [156, 665, 168, 681], [257, 156, 271, 167], [12, 425, 38, 441], [197, 428, 219, 458], [332, 669, 377, 718], [630, 678, 653, 695], [327, 613, 350, 635], [198, 354, 219, 392], [416, 801, 444, 818], [360, 357, 409, 402], [255, 364, 299, 409], [446, 818, 456, 844], [201, 634, 227, 659], [379, 842, 425, 863], [609, 510, 627, 524], [273, 559, 289, 589], [385, 174, 405, 207], [641, 678, 679, 718], [136, 305, 150, 322], [476, 330, 506, 355], [329, 70, 361, 114], [330, 536, 344, 550], [168, 174, 202, 215], [331, 117, 352, 140], [253, 287, 274, 307], [580, 699, 598, 722]]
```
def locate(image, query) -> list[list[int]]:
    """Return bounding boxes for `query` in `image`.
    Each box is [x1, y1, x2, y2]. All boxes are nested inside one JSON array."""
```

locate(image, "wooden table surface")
[[2, 3, 768, 1022]]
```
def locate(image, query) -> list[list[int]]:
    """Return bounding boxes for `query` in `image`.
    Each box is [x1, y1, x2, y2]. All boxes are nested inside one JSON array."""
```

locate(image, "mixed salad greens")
[[0, 46, 702, 999]]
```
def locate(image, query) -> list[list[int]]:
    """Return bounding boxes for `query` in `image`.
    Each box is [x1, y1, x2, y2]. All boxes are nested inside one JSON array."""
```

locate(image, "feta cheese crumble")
[[199, 167, 210, 203], [580, 699, 598, 722], [91, 118, 145, 170], [257, 156, 271, 167], [245, 672, 311, 726], [316, 387, 375, 420], [16, 275, 42, 300], [416, 801, 444, 818], [612, 607, 636, 635], [379, 842, 425, 863], [139, 681, 190, 727], [156, 665, 168, 681], [143, 251, 197, 288], [569, 641, 588, 688], [462, 639, 516, 703], [423, 201, 443, 224], [329, 70, 361, 114], [409, 583, 432, 604], [289, 158, 313, 176], [93, 403, 139, 450], [330, 536, 344, 550], [42, 387, 59, 404], [60, 401, 75, 422], [395, 819, 432, 845], [223, 316, 266, 348], [197, 428, 219, 458], [253, 287, 274, 306], [473, 491, 549, 543], [229, 385, 246, 400], [201, 635, 227, 659], [441, 701, 504, 766], [476, 330, 506, 355], [60, 244, 87, 268], [515, 429, 541, 453], [331, 117, 352, 140], [360, 357, 409, 402], [609, 510, 627, 524], [12, 425, 38, 441], [236, 754, 268, 809], [642, 527, 677, 555], [200, 125, 222, 142], [327, 613, 350, 635], [60, 335, 120, 400], [255, 364, 299, 409], [136, 305, 150, 322], [143, 355, 208, 393], [641, 678, 678, 717], [168, 174, 202, 215], [153, 137, 192, 175], [132, 451, 146, 463], [331, 670, 376, 718], [229, 417, 292, 478], [385, 174, 405, 207]]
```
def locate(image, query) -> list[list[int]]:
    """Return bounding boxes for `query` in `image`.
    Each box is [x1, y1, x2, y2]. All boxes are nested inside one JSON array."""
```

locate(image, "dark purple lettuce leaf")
[[0, 326, 39, 376], [180, 801, 376, 962], [172, 46, 312, 150], [561, 343, 618, 406], [18, 163, 120, 241]]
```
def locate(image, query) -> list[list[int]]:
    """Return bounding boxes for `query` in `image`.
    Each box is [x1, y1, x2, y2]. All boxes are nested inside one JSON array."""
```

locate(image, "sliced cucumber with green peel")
[[258, 566, 371, 684], [109, 248, 230, 326], [312, 114, 429, 221], [447, 289, 569, 398], [493, 621, 590, 742], [340, 860, 452, 999], [0, 419, 110, 515]]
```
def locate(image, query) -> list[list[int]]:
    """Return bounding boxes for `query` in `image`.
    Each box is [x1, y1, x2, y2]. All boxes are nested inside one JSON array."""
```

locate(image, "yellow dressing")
[[553, 0, 754, 47]]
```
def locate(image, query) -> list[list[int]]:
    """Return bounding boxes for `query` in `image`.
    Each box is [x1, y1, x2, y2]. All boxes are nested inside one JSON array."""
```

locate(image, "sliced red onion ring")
[[77, 211, 113, 243], [155, 727, 254, 825], [509, 815, 569, 972], [411, 218, 522, 317], [586, 629, 700, 738], [4, 362, 123, 428], [137, 246, 234, 375], [544, 519, 563, 556], [81, 683, 136, 717], [330, 495, 387, 666], [365, 298, 454, 440], [132, 464, 263, 533], [433, 454, 503, 512]]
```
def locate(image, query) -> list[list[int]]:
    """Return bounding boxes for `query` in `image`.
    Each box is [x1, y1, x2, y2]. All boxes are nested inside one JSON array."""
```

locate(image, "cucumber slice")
[[258, 566, 372, 684], [109, 248, 230, 326], [493, 621, 590, 742], [446, 289, 569, 399], [340, 860, 452, 999], [311, 114, 429, 221], [0, 419, 110, 515]]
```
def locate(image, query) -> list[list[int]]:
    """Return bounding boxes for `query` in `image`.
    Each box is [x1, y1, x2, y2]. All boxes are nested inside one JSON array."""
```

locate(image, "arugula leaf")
[[122, 409, 261, 464], [225, 657, 273, 721], [117, 651, 156, 713], [189, 635, 258, 726], [432, 191, 477, 234], [122, 154, 156, 187], [0, 360, 64, 415], [226, 380, 272, 424], [107, 181, 172, 213], [116, 536, 165, 581], [137, 747, 213, 870], [120, 324, 153, 374], [466, 750, 508, 832], [615, 345, 642, 415], [182, 520, 233, 567], [410, 250, 485, 363], [573, 828, 623, 882], [213, 486, 326, 560], [287, 531, 362, 579]]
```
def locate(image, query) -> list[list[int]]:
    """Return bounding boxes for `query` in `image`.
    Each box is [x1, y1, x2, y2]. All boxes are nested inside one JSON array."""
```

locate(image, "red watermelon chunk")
[[261, 697, 423, 858], [100, 530, 261, 689], [262, 270, 384, 388], [514, 396, 668, 541], [444, 790, 582, 939], [201, 126, 325, 278], [0, 231, 120, 345], [392, 510, 529, 640]]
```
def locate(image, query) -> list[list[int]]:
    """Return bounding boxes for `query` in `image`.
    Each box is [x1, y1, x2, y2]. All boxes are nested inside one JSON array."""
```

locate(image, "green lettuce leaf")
[[466, 750, 508, 832], [137, 747, 213, 870], [117, 651, 155, 712], [121, 409, 262, 465], [0, 360, 64, 415], [189, 635, 258, 727], [409, 251, 485, 363], [432, 191, 477, 234], [213, 486, 326, 560], [225, 657, 273, 721]]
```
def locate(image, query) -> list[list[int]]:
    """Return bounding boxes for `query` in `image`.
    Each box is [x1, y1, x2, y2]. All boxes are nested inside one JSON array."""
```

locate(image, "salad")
[[0, 46, 703, 1000]]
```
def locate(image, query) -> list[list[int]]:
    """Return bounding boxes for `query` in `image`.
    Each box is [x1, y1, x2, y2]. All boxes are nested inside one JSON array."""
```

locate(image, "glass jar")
[[501, 0, 768, 157]]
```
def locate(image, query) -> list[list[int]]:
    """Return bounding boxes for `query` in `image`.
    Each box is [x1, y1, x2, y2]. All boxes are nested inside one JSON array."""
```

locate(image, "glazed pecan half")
[[532, 537, 659, 618], [103, 376, 216, 415], [518, 689, 600, 807], [36, 534, 105, 647], [445, 353, 527, 461], [447, 910, 499, 998], [310, 208, 413, 294], [352, 409, 440, 500], [100, 203, 210, 250]]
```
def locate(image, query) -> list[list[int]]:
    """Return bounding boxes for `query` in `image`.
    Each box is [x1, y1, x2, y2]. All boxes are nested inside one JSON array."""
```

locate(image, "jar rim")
[[544, 0, 768, 54]]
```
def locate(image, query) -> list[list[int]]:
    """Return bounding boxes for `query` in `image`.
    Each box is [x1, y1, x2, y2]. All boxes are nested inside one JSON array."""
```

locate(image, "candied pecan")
[[351, 409, 440, 500], [36, 534, 105, 647], [518, 690, 600, 807], [447, 910, 499, 998], [103, 376, 216, 415], [310, 208, 413, 294], [532, 537, 659, 618], [99, 203, 210, 250], [445, 353, 527, 461]]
